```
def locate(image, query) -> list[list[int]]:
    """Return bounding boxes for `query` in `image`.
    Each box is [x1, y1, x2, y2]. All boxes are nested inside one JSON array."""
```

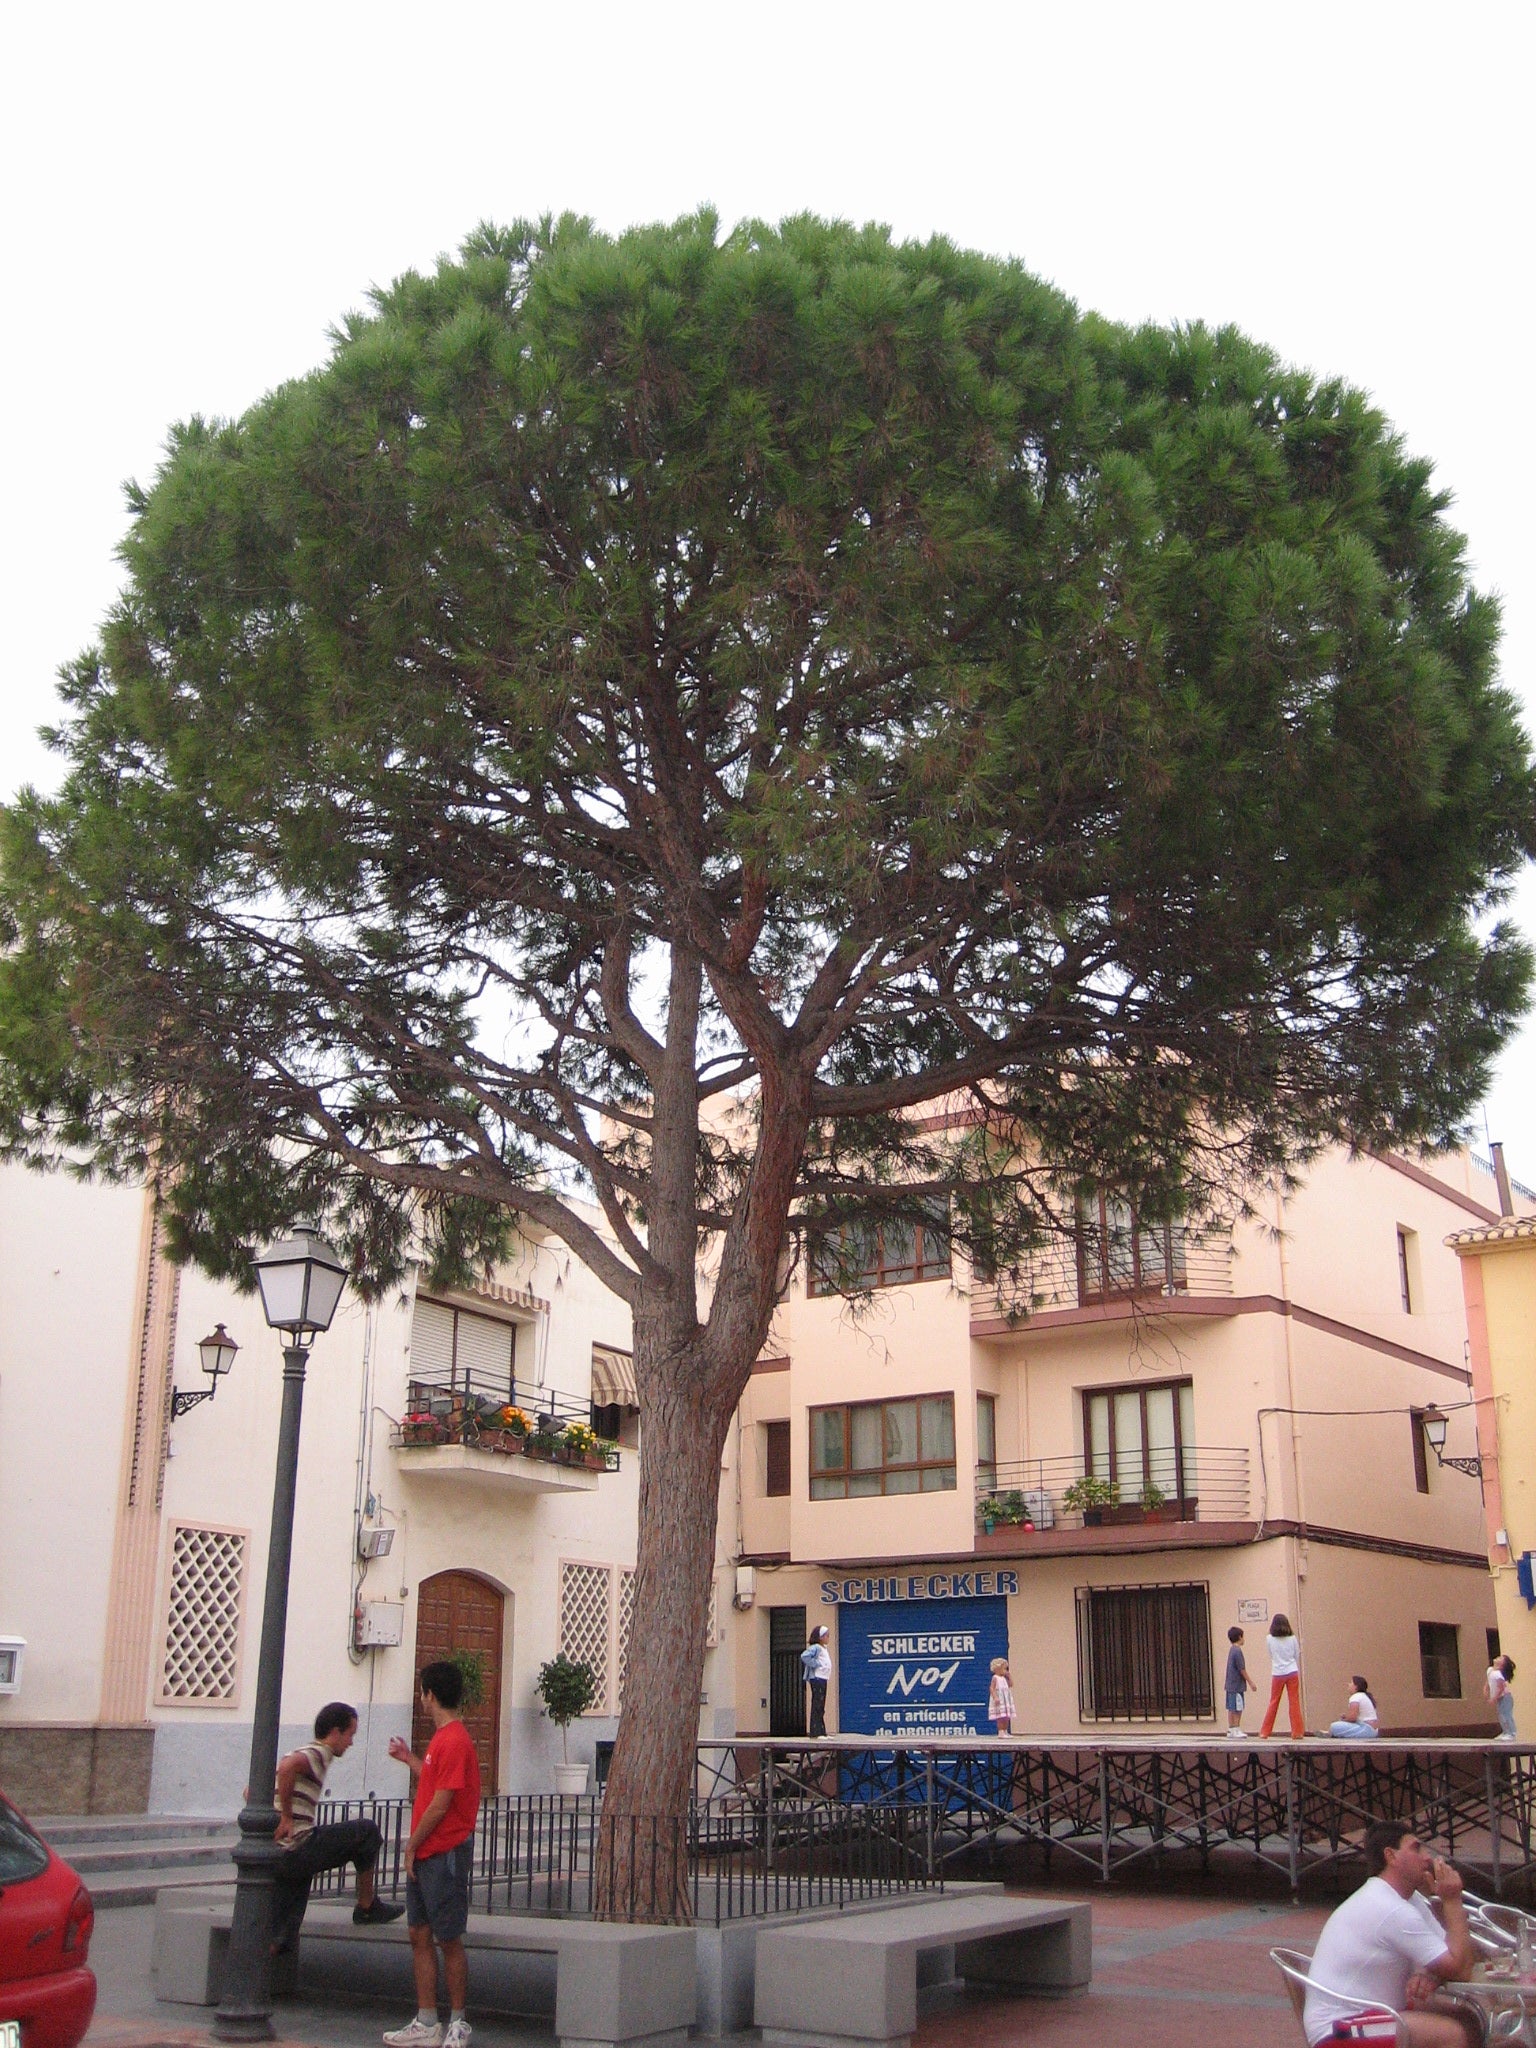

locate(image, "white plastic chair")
[[1270, 1946, 1410, 2046]]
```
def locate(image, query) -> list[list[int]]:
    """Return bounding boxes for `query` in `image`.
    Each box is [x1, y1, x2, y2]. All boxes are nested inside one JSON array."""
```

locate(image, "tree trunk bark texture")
[[594, 1337, 733, 1922]]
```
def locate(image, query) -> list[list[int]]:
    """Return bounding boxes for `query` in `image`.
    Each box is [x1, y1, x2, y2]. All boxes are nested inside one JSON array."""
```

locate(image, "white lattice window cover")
[[705, 1575, 718, 1648], [159, 1524, 247, 1704], [615, 1568, 637, 1708], [560, 1562, 612, 1715]]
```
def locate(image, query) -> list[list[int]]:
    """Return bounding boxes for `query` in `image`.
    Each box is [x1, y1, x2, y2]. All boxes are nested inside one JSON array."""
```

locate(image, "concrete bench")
[[753, 1891, 1092, 2048], [151, 1892, 696, 2048]]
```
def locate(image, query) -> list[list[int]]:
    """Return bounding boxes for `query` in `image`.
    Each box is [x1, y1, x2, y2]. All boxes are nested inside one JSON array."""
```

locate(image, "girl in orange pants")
[[1259, 1613, 1305, 1737]]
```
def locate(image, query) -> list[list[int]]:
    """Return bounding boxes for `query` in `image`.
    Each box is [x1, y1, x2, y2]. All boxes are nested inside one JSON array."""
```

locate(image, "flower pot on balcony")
[[399, 1420, 445, 1446], [554, 1762, 589, 1796]]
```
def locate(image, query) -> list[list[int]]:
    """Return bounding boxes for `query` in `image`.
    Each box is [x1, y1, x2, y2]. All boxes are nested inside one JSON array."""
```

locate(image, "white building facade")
[[0, 1165, 642, 1813]]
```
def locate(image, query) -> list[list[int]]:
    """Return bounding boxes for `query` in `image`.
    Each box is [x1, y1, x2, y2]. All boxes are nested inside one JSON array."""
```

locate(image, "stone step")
[[32, 1813, 230, 1849], [87, 1868, 237, 1911], [66, 1837, 237, 1878]]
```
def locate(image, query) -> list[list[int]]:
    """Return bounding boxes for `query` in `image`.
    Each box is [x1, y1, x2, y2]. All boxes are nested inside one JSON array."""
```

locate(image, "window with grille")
[[1075, 1191, 1187, 1304], [1419, 1621, 1462, 1699], [159, 1524, 248, 1705], [809, 1395, 956, 1498], [1075, 1581, 1212, 1721], [807, 1206, 950, 1295], [559, 1562, 613, 1714]]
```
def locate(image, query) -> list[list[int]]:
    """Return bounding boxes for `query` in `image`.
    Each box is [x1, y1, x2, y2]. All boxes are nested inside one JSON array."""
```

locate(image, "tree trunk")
[[594, 1334, 733, 1922]]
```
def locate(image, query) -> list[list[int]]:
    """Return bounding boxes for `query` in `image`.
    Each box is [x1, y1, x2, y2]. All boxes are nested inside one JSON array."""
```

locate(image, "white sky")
[[2, 1, 1531, 1178]]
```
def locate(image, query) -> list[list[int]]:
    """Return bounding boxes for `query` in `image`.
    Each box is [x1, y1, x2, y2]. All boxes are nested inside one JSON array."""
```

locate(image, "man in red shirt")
[[383, 1662, 482, 2048]]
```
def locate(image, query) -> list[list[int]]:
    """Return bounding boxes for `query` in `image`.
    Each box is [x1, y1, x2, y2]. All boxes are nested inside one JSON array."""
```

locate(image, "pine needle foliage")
[[1, 212, 1531, 1872]]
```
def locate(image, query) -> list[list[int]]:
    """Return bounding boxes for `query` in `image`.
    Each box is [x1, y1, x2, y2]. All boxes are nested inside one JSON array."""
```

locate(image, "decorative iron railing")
[[976, 1448, 1250, 1529], [389, 1367, 619, 1471], [309, 1790, 937, 1923]]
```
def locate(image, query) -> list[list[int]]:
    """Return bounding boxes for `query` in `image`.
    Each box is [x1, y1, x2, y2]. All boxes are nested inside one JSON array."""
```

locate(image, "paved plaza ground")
[[81, 1880, 1332, 2048]]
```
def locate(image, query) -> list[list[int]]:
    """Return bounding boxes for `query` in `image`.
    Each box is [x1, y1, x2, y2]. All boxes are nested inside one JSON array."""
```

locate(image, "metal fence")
[[978, 1447, 1250, 1528], [309, 1790, 937, 1924]]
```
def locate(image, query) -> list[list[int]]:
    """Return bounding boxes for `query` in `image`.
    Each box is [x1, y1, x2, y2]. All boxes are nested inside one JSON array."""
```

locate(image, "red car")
[[0, 1794, 95, 2048]]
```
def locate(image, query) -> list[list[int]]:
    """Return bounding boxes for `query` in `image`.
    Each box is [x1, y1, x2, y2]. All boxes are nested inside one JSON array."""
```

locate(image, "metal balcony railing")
[[975, 1449, 1250, 1530], [391, 1366, 619, 1469], [975, 1222, 1235, 1319]]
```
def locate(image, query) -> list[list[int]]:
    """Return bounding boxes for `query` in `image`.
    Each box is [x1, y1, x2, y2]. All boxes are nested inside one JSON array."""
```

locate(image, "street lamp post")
[[214, 1227, 349, 2043]]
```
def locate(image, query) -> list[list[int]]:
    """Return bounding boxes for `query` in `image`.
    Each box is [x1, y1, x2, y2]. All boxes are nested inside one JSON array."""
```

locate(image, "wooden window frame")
[[1397, 1228, 1415, 1314], [807, 1209, 951, 1296], [1074, 1191, 1187, 1306], [808, 1394, 957, 1499], [1081, 1378, 1195, 1504], [976, 1393, 997, 1491], [1418, 1620, 1462, 1700], [1410, 1409, 1431, 1495], [764, 1419, 792, 1498]]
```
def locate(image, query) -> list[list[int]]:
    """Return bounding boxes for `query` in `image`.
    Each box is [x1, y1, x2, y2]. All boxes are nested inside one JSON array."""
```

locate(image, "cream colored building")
[[720, 1148, 1517, 1743], [0, 1165, 644, 1813], [1449, 1204, 1536, 1712]]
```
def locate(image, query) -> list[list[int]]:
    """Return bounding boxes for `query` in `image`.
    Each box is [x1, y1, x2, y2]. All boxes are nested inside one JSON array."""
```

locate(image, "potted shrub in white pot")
[[537, 1652, 598, 1794]]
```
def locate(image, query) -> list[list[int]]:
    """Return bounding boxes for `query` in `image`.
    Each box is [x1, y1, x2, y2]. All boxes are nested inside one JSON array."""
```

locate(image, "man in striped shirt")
[[271, 1702, 403, 1954]]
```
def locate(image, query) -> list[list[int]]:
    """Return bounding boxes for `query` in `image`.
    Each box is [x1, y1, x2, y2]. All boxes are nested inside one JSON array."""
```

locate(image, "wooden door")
[[411, 1570, 504, 1792]]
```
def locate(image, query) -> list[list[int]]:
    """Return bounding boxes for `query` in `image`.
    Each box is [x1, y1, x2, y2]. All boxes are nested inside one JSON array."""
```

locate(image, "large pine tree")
[[3, 212, 1532, 1915]]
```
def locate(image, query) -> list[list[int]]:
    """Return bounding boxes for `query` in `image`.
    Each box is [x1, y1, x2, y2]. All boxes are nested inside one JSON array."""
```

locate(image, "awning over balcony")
[[592, 1343, 637, 1406]]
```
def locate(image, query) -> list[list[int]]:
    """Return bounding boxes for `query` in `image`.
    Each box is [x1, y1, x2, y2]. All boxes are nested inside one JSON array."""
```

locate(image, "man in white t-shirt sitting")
[[1304, 1820, 1477, 2047]]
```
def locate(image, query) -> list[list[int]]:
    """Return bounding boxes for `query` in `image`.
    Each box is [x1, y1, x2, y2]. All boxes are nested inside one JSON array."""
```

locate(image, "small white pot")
[[554, 1761, 590, 1796]]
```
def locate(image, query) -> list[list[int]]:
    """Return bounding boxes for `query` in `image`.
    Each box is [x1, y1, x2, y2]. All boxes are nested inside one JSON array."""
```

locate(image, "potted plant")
[[977, 1493, 1003, 1533], [399, 1410, 446, 1446], [1061, 1474, 1120, 1525], [537, 1652, 597, 1794], [557, 1420, 605, 1469]]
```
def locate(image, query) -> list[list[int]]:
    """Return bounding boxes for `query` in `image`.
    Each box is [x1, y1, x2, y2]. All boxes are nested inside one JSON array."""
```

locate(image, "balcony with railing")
[[973, 1449, 1251, 1552], [389, 1366, 619, 1493], [971, 1216, 1236, 1337]]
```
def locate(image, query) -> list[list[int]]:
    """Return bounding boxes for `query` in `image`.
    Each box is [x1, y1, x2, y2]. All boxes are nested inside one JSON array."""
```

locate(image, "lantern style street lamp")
[[215, 1228, 348, 2042], [171, 1324, 241, 1417], [1420, 1404, 1484, 1480]]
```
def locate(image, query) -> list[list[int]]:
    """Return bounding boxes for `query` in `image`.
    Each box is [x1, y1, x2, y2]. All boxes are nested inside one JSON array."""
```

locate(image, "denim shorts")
[[406, 1840, 473, 1943], [1225, 1690, 1245, 1714]]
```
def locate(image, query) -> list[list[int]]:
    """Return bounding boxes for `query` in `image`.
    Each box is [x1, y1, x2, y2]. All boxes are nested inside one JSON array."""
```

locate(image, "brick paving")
[[83, 1887, 1334, 2048]]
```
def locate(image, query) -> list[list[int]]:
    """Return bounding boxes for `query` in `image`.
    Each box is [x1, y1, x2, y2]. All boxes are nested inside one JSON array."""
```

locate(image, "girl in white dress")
[[987, 1657, 1016, 1735]]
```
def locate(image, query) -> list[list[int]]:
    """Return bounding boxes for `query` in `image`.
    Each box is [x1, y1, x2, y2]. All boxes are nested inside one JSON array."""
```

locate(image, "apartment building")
[[0, 1165, 641, 1813], [723, 1148, 1517, 1742]]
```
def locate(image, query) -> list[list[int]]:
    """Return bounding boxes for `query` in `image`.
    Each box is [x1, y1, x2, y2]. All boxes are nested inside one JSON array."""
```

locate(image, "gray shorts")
[[406, 1840, 473, 1943]]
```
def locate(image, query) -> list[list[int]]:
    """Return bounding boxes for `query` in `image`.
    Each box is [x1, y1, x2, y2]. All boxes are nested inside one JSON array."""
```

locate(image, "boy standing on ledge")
[[383, 1661, 482, 2048]]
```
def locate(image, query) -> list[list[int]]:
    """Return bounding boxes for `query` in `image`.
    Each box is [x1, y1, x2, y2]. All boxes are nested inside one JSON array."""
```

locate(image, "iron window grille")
[[1075, 1580, 1213, 1721]]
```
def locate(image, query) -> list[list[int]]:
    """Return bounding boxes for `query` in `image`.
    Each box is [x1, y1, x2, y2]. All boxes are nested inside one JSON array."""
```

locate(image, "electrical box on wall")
[[358, 1527, 395, 1560], [733, 1565, 756, 1611], [0, 1637, 25, 1694], [355, 1603, 405, 1649]]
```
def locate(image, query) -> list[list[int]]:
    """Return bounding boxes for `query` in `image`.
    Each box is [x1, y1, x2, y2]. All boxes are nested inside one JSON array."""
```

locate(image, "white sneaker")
[[1227, 1728, 1248, 1738], [384, 2022, 442, 2047], [443, 2022, 473, 2048]]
